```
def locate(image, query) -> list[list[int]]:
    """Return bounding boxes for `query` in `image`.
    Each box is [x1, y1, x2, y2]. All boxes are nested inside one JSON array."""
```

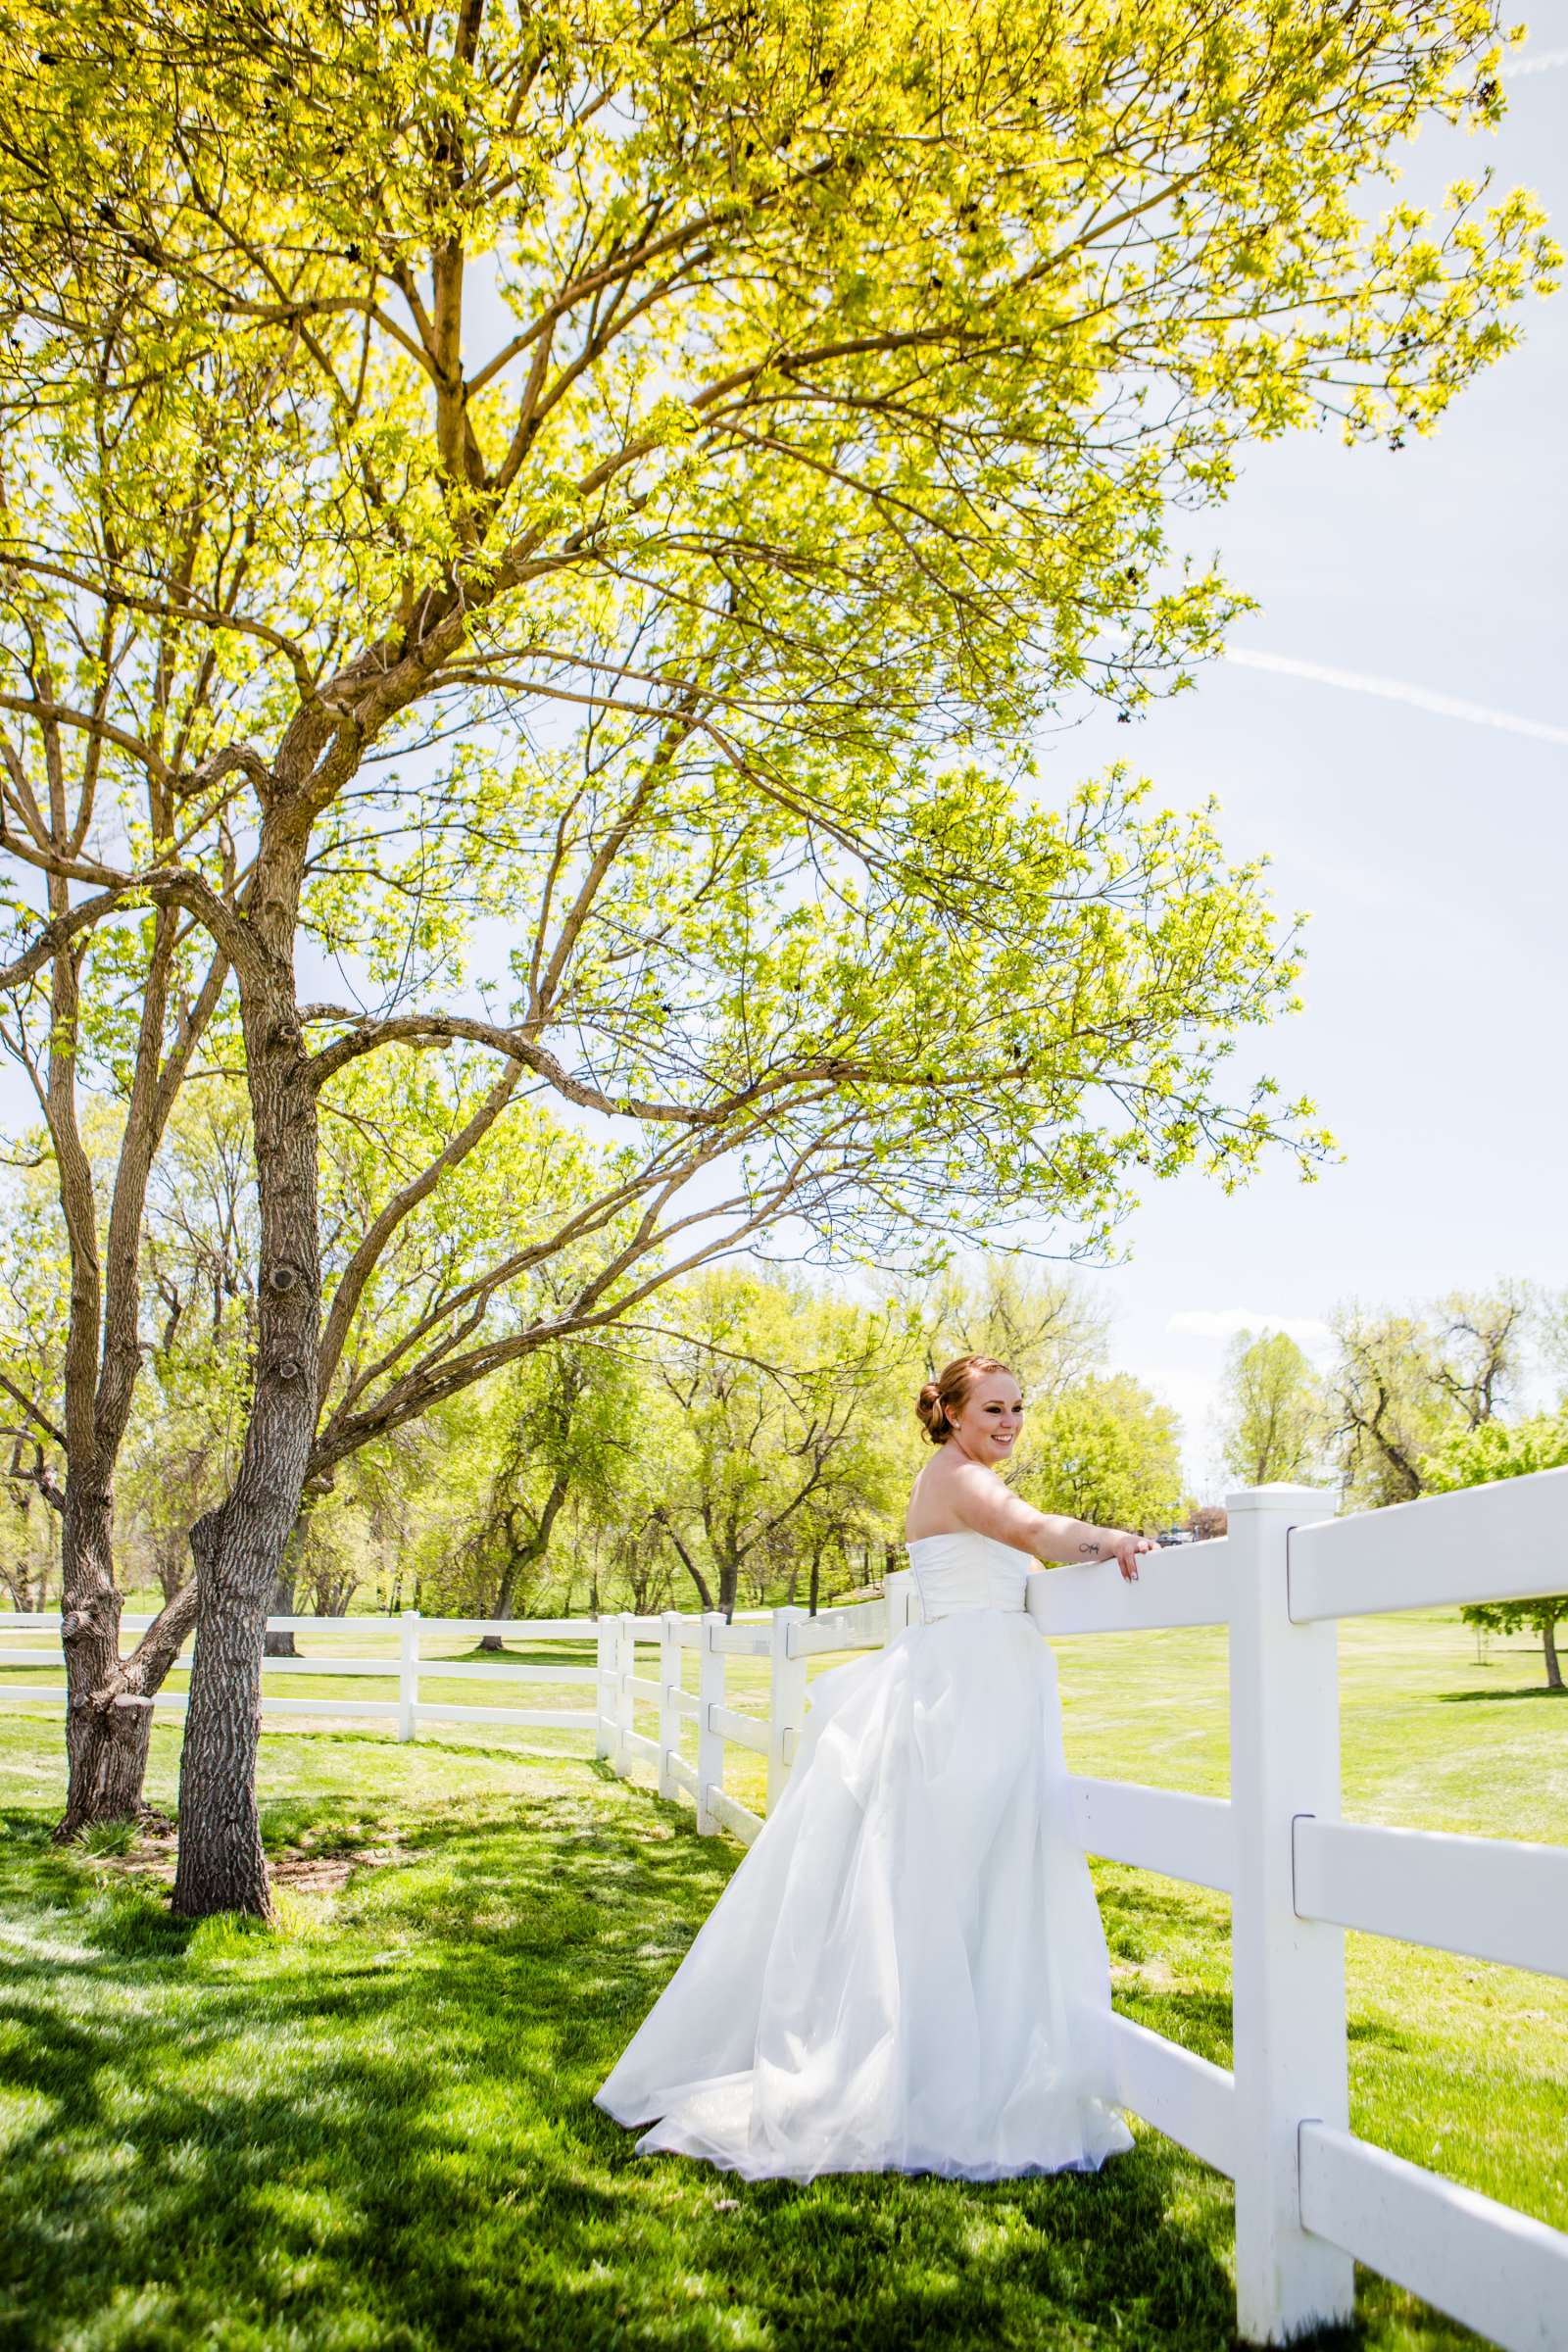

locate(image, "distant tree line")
[[1212, 1290, 1568, 1687]]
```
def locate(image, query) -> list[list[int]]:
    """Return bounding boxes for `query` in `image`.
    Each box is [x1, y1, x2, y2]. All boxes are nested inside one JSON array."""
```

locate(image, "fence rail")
[[0, 1609, 602, 1741], [4, 1465, 1566, 2350]]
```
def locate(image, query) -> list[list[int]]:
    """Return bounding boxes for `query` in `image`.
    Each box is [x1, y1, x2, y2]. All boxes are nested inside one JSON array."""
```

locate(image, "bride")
[[595, 1351, 1156, 2180]]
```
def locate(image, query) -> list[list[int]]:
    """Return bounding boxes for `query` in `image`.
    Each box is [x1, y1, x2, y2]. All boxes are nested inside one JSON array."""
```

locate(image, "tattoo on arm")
[[1078, 1540, 1102, 1557]]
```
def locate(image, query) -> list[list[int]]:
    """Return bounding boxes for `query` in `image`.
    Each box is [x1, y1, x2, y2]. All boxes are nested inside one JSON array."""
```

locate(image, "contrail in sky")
[[1217, 42, 1568, 748], [1222, 648, 1568, 749], [1168, 1308, 1334, 1348]]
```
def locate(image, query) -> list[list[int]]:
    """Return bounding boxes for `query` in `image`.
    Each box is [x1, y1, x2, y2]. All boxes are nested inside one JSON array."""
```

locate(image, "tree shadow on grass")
[[0, 1777, 1248, 2352], [1438, 1685, 1565, 1704], [442, 1642, 598, 1668]]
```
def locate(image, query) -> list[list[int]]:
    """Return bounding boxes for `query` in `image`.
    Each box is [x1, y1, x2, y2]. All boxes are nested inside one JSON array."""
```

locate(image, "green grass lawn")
[[1, 1608, 1564, 2351]]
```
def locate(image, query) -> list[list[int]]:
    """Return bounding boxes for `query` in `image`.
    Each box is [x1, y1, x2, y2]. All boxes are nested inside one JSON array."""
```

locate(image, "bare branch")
[[0, 1369, 66, 1452]]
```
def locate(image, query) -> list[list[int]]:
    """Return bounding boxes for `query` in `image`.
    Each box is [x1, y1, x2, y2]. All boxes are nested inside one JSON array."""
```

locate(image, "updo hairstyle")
[[915, 1353, 1013, 1446]]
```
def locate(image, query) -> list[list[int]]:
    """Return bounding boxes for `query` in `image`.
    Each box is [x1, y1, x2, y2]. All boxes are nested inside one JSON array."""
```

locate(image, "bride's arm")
[[948, 1463, 1155, 1581]]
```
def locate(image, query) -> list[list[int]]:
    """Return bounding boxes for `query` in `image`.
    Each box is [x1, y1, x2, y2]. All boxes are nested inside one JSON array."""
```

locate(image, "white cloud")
[[1223, 647, 1568, 749], [1167, 1307, 1334, 1351], [1500, 46, 1568, 77]]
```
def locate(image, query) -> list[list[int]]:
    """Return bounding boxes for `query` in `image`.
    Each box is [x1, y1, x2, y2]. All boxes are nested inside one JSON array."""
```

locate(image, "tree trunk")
[[265, 1494, 325, 1655], [656, 1512, 713, 1611], [263, 1555, 299, 1658], [51, 905, 220, 1836], [172, 1501, 271, 1916], [477, 1581, 516, 1651], [478, 1525, 521, 1652], [59, 1698, 156, 1836], [173, 881, 321, 1923], [808, 1547, 821, 1618], [1545, 1614, 1563, 1691], [476, 1541, 518, 1651], [154, 1546, 187, 1605], [56, 1476, 189, 1836], [57, 1508, 201, 1838], [57, 1478, 128, 1835], [478, 1475, 569, 1648], [173, 1439, 315, 1924]]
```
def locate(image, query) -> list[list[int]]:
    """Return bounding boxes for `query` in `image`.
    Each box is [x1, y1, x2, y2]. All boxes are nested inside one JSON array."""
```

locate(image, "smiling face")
[[945, 1369, 1025, 1463]]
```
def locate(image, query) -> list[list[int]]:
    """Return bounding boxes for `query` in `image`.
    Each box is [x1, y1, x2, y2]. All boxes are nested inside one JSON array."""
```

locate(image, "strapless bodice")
[[905, 1530, 1033, 1619]]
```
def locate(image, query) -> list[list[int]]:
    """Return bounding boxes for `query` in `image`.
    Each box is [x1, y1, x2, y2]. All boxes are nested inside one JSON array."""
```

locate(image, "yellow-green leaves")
[[2, 0, 1553, 759], [0, 0, 1545, 1329]]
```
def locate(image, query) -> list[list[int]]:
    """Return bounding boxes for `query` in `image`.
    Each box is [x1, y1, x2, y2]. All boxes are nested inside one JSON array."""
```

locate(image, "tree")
[[1526, 1282, 1568, 1408], [656, 1272, 897, 1618], [129, 1084, 257, 1614], [1323, 1284, 1531, 1508], [1420, 1414, 1568, 1690], [1, 1476, 57, 1612], [2, 1, 1551, 1913], [0, 1090, 241, 1827], [1215, 1327, 1326, 1487], [1018, 1372, 1184, 1534], [0, 1133, 74, 1582], [1184, 1501, 1229, 1544], [780, 1409, 901, 1616], [438, 1342, 639, 1642], [909, 1258, 1112, 1398]]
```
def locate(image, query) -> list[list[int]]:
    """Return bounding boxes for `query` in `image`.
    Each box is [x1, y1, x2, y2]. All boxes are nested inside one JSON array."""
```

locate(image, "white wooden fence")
[[4, 1471, 1565, 2350], [0, 1612, 603, 1740], [569, 1475, 1568, 2352], [587, 1595, 886, 1837]]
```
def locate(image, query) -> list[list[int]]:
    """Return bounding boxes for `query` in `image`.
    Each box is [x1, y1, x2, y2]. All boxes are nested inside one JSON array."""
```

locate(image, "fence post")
[[594, 1616, 614, 1762], [397, 1608, 420, 1743], [1227, 1483, 1352, 2345], [767, 1606, 807, 1809], [697, 1611, 726, 1836], [658, 1610, 682, 1800], [613, 1612, 635, 1777], [883, 1568, 913, 1642]]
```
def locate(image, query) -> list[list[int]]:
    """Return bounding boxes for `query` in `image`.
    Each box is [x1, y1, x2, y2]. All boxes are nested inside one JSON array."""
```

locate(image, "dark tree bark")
[[655, 1511, 713, 1612], [57, 1481, 151, 1838], [1544, 1615, 1562, 1691], [263, 1506, 314, 1658], [57, 1482, 122, 1825], [477, 1474, 568, 1648], [173, 822, 321, 1922], [57, 1557, 199, 1838], [62, 1691, 156, 1831], [262, 1563, 300, 1658]]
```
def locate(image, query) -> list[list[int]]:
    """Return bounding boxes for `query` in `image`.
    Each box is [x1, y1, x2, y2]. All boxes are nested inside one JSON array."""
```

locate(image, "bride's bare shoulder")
[[905, 1451, 989, 1541]]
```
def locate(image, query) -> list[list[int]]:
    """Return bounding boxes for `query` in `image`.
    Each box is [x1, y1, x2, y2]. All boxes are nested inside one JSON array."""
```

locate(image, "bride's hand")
[[1107, 1532, 1158, 1583]]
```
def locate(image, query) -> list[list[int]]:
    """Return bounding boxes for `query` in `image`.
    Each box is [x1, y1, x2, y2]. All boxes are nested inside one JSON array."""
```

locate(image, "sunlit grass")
[[0, 1604, 1563, 2348]]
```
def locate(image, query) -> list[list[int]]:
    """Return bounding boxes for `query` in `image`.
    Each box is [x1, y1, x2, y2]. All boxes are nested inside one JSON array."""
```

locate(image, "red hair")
[[914, 1354, 1013, 1446]]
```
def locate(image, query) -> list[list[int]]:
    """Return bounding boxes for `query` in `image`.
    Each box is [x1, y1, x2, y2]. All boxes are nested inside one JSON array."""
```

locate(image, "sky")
[[1034, 32, 1568, 1493]]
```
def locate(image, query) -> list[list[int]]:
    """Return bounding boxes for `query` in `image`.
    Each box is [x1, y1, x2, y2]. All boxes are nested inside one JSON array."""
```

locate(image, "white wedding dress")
[[595, 1530, 1135, 2181]]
